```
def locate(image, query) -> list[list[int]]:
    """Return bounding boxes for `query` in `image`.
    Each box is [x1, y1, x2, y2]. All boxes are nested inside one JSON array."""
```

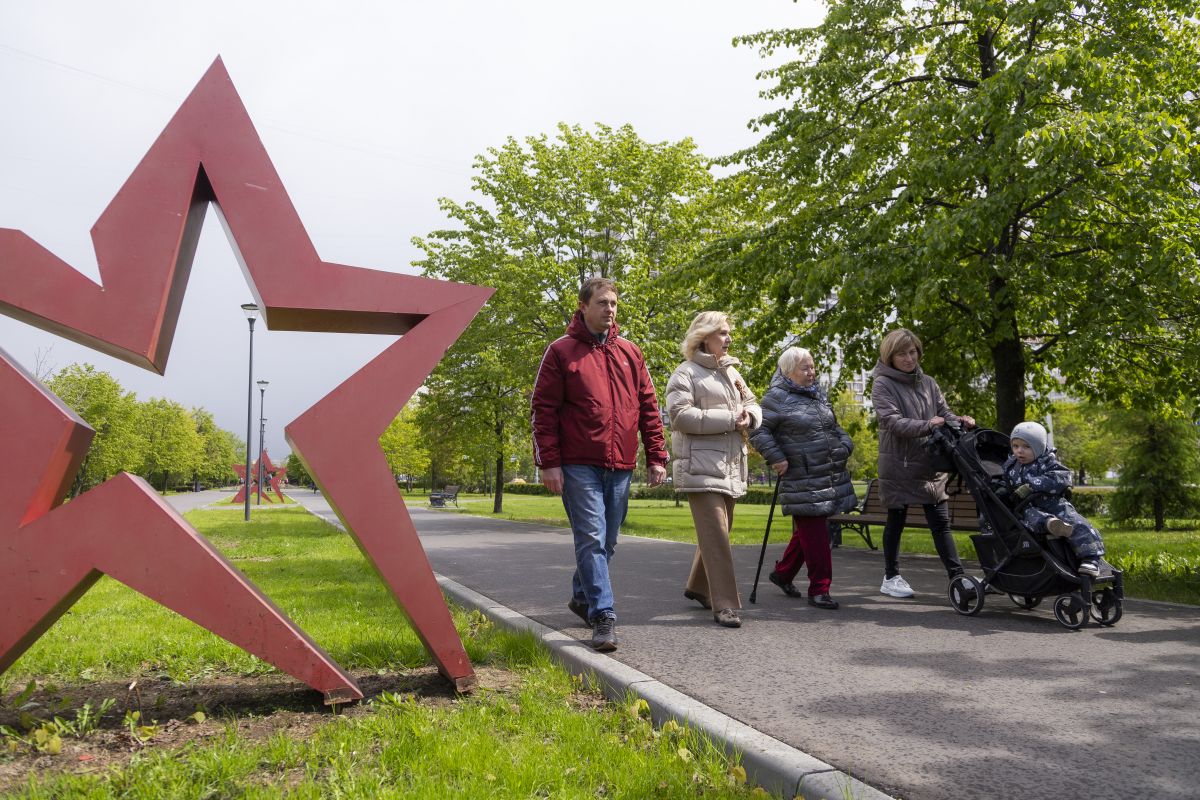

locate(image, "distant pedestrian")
[[531, 277, 669, 651], [666, 311, 761, 628], [871, 328, 976, 598], [749, 347, 856, 610]]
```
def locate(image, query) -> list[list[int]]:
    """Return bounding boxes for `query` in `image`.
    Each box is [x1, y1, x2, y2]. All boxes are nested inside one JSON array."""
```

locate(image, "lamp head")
[[241, 303, 260, 321]]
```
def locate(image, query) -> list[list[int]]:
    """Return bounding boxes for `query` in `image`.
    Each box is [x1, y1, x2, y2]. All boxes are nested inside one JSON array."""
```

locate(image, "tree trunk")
[[493, 416, 505, 513], [1154, 497, 1165, 532], [71, 452, 91, 498], [989, 277, 1026, 433]]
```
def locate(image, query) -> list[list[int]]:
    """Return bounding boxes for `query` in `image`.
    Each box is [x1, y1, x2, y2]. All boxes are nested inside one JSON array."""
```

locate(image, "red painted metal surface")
[[0, 58, 492, 693], [0, 350, 362, 702], [233, 453, 287, 504]]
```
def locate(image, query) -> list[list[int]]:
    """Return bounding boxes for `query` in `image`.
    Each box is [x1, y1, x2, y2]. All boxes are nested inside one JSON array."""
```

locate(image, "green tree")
[[191, 407, 239, 489], [137, 398, 204, 493], [831, 389, 878, 481], [1047, 401, 1126, 485], [46, 364, 143, 497], [699, 0, 1200, 432], [415, 123, 729, 511], [1109, 410, 1200, 530], [284, 452, 313, 488], [380, 404, 432, 492]]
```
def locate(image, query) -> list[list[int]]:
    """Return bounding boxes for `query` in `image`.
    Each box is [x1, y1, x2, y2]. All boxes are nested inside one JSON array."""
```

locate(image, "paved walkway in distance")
[[191, 490, 1200, 800]]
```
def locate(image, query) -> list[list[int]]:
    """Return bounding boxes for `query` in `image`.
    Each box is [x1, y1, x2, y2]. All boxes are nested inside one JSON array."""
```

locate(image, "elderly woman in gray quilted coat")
[[667, 311, 761, 628], [872, 328, 976, 599], [749, 347, 857, 610]]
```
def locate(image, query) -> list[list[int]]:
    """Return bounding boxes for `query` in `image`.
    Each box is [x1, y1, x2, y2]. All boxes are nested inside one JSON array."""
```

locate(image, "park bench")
[[828, 479, 981, 549], [428, 485, 460, 508]]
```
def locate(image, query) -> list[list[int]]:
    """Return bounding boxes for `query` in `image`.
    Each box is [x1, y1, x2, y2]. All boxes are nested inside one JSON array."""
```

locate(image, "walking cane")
[[749, 475, 783, 604]]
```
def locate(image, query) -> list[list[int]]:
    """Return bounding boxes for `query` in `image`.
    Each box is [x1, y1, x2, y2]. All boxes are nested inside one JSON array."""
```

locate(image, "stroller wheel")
[[1008, 594, 1042, 610], [1053, 592, 1088, 630], [948, 575, 984, 616], [1089, 589, 1123, 627]]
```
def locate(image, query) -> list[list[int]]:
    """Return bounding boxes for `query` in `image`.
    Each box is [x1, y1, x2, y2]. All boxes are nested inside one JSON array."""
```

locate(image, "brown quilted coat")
[[870, 361, 962, 507]]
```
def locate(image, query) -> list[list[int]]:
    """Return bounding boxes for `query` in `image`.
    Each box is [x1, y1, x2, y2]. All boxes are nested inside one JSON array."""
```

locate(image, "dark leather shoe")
[[769, 571, 803, 597], [808, 594, 839, 610], [684, 589, 711, 609], [714, 609, 742, 628], [567, 598, 590, 626]]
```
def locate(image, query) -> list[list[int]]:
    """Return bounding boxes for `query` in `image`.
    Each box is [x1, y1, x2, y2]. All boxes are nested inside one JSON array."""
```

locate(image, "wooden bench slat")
[[829, 479, 983, 549]]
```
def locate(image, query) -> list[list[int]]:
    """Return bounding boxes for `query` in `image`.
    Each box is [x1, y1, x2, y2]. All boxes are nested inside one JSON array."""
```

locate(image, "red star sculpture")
[[0, 58, 492, 694], [233, 453, 287, 504]]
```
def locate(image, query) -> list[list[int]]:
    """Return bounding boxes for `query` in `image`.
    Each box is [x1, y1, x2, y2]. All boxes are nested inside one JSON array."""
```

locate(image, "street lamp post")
[[241, 303, 259, 522], [256, 380, 269, 505]]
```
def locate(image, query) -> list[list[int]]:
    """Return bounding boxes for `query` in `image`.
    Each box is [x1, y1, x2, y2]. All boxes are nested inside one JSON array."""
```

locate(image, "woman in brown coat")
[[666, 311, 761, 628], [871, 328, 976, 598]]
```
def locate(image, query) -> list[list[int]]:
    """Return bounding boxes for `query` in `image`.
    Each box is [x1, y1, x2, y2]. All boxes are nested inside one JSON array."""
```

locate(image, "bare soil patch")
[[0, 666, 520, 792]]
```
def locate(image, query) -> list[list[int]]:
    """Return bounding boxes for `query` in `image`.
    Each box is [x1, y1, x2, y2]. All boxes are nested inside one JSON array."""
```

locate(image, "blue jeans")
[[561, 464, 632, 622]]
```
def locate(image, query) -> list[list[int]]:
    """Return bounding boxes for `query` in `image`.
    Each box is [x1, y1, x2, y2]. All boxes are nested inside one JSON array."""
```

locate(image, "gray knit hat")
[[1010, 421, 1048, 457]]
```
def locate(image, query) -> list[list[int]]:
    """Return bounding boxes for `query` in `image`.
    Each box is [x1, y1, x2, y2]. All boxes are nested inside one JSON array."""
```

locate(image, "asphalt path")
[[178, 490, 1200, 800]]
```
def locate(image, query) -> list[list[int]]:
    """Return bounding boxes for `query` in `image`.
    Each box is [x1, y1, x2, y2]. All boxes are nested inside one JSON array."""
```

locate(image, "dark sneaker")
[[714, 609, 742, 628], [567, 598, 590, 626], [808, 594, 839, 610], [591, 617, 617, 651], [769, 571, 803, 597], [1077, 559, 1101, 577], [684, 589, 711, 609]]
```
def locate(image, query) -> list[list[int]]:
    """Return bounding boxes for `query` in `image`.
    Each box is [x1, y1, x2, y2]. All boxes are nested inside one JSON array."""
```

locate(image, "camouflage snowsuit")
[[1002, 450, 1105, 559]]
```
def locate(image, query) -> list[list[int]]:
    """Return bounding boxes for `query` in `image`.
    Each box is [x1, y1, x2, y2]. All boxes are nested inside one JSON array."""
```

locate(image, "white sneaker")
[[881, 575, 915, 598]]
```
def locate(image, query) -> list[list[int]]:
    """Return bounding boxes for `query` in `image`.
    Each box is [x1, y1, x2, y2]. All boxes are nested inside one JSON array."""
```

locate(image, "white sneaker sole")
[[880, 586, 915, 598]]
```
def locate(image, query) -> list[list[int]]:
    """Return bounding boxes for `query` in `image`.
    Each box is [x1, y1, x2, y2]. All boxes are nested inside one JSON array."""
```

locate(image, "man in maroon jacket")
[[532, 277, 668, 651]]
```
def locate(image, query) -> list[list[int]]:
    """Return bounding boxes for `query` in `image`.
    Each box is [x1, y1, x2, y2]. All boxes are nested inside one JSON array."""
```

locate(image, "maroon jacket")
[[532, 312, 668, 471]]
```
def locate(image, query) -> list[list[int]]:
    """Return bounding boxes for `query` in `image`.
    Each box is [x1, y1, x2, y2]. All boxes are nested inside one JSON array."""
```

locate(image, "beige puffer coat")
[[666, 351, 762, 497]]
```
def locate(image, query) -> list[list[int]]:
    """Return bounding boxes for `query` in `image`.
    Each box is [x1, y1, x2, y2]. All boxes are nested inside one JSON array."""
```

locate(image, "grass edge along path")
[[0, 507, 760, 799], [423, 492, 1200, 606]]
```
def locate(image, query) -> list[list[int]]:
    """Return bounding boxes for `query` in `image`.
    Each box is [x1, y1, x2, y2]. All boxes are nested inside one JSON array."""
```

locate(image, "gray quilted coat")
[[870, 360, 961, 507], [748, 372, 857, 517]]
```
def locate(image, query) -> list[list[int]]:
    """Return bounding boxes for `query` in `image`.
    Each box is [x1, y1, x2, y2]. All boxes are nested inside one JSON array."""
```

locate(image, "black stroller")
[[926, 423, 1124, 629]]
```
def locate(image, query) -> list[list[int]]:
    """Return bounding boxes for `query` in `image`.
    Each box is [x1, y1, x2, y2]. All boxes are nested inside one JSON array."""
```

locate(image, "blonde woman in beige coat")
[[666, 312, 762, 628]]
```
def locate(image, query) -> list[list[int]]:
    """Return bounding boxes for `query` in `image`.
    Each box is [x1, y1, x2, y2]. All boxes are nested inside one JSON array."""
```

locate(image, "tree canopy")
[[46, 364, 142, 496], [380, 404, 431, 490], [46, 363, 243, 496], [693, 0, 1200, 431], [415, 123, 732, 508]]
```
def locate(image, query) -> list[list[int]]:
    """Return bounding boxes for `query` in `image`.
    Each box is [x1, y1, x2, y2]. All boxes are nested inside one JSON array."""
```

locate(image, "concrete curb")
[[437, 575, 895, 800]]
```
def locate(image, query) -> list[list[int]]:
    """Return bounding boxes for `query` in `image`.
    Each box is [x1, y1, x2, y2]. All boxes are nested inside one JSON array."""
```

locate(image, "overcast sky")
[[0, 0, 824, 459]]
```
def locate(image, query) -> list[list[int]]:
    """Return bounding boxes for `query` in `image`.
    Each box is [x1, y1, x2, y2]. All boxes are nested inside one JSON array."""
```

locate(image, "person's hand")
[[542, 466, 564, 495], [648, 464, 668, 487], [771, 461, 788, 477], [734, 409, 751, 430], [960, 415, 977, 429], [930, 416, 946, 427], [1013, 483, 1032, 500]]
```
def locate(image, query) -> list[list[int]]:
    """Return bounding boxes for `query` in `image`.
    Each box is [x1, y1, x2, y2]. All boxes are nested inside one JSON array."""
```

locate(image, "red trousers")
[[774, 516, 832, 596]]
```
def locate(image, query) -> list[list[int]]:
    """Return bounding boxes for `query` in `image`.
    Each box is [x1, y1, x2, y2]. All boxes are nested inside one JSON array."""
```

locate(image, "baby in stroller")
[[1004, 421, 1106, 576]]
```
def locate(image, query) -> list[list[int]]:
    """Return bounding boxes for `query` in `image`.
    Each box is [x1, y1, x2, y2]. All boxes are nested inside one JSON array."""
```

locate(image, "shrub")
[[1106, 551, 1200, 592], [1070, 488, 1111, 517], [502, 482, 554, 497]]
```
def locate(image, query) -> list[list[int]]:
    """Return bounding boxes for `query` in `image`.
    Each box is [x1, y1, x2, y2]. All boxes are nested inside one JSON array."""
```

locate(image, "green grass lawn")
[[0, 508, 757, 799], [431, 491, 1200, 605]]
